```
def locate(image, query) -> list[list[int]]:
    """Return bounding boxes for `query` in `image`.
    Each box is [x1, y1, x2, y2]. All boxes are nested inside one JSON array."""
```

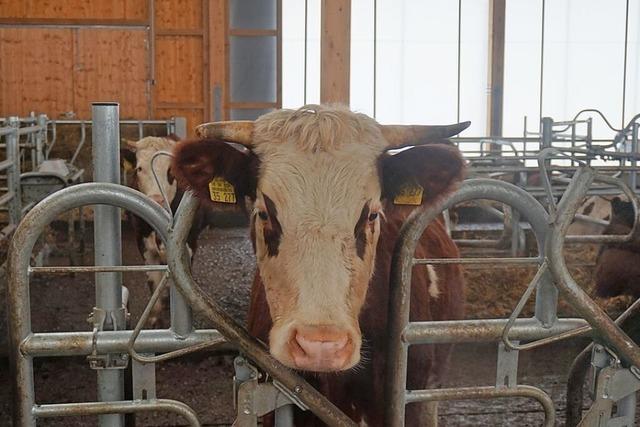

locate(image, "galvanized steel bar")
[[385, 179, 550, 427], [405, 385, 555, 427], [22, 329, 229, 357], [35, 114, 46, 165], [29, 265, 169, 274], [167, 192, 357, 427], [403, 318, 588, 345], [6, 117, 22, 227], [92, 102, 126, 427], [32, 399, 201, 426], [412, 257, 540, 265], [8, 183, 171, 426]]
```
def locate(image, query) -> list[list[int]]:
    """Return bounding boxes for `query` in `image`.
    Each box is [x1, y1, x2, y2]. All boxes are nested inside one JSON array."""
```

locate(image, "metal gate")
[[8, 107, 640, 426]]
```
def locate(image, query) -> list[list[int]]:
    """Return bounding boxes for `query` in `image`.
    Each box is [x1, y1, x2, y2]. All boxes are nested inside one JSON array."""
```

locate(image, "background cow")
[[594, 196, 640, 298], [121, 136, 209, 327], [172, 105, 467, 426]]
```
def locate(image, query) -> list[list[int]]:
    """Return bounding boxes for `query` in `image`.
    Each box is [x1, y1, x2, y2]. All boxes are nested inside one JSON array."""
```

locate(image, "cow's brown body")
[[249, 206, 464, 426], [594, 198, 640, 298]]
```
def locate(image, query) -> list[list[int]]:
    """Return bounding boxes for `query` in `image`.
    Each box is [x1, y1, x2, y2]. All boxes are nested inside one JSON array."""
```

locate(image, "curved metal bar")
[[167, 192, 357, 427], [545, 167, 640, 368], [405, 385, 555, 427], [32, 399, 201, 426], [151, 150, 174, 215], [385, 179, 551, 426], [127, 273, 227, 364], [8, 183, 171, 426]]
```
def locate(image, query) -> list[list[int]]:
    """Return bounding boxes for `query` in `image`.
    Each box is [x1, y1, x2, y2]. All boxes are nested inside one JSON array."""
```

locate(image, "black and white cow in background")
[[121, 136, 209, 327]]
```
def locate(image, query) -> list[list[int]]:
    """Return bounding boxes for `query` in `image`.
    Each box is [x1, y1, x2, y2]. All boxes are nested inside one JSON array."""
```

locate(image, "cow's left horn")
[[380, 121, 471, 148], [195, 121, 255, 147]]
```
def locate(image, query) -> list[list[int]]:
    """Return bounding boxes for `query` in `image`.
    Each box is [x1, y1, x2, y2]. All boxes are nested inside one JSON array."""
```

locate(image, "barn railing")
[[8, 105, 640, 426], [385, 169, 640, 427]]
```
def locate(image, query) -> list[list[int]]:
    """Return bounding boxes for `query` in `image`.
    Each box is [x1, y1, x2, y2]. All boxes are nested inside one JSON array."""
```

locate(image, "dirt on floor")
[[0, 220, 637, 426]]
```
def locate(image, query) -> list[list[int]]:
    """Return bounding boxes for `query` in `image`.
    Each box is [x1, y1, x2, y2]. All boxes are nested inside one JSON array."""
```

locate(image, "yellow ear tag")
[[208, 177, 237, 203], [393, 183, 424, 206]]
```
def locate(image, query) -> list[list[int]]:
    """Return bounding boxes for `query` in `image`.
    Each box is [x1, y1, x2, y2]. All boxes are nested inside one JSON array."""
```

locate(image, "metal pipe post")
[[631, 122, 639, 191], [92, 103, 125, 427], [7, 117, 22, 226], [35, 114, 47, 165]]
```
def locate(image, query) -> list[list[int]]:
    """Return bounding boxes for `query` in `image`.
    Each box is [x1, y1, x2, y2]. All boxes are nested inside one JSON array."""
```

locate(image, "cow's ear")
[[120, 148, 137, 172], [172, 138, 260, 204], [380, 143, 465, 205]]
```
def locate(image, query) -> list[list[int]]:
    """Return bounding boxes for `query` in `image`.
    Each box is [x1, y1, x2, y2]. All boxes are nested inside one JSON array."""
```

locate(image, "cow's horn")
[[195, 121, 255, 146], [380, 121, 471, 148]]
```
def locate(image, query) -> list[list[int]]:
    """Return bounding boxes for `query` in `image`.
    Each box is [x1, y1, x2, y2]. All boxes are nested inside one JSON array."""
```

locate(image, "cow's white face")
[[123, 137, 177, 206], [172, 105, 466, 372], [249, 113, 387, 371]]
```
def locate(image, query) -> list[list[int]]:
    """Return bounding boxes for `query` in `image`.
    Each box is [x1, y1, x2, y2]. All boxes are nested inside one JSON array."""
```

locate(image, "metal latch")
[[232, 356, 307, 427], [86, 307, 129, 369]]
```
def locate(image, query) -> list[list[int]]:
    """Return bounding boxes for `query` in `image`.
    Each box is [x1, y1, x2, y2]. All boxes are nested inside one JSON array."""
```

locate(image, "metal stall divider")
[[7, 109, 640, 426], [384, 167, 640, 426]]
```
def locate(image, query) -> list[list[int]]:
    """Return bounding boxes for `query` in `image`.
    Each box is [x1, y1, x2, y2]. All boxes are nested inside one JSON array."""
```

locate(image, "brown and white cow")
[[122, 136, 209, 327], [172, 105, 466, 426]]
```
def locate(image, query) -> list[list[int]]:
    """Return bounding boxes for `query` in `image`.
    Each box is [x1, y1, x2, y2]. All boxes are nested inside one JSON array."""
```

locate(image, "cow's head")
[[173, 105, 467, 372], [122, 136, 178, 206]]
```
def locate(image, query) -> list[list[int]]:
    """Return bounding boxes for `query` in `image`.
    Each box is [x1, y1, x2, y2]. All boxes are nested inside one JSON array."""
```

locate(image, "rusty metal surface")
[[406, 385, 555, 427], [32, 399, 201, 426]]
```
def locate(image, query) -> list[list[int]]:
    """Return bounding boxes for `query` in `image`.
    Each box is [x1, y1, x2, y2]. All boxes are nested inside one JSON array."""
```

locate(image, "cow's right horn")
[[380, 121, 471, 148], [195, 121, 255, 147]]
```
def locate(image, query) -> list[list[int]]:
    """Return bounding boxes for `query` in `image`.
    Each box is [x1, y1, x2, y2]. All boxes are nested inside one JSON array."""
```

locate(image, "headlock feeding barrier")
[[7, 103, 640, 426]]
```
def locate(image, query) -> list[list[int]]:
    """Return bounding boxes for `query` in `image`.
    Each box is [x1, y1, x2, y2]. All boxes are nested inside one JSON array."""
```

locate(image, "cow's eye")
[[258, 211, 269, 221], [136, 166, 142, 172], [368, 212, 379, 222]]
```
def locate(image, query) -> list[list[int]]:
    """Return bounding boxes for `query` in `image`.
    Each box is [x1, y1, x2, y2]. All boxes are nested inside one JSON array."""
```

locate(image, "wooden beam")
[[320, 0, 350, 105], [487, 0, 505, 137], [209, 0, 228, 120]]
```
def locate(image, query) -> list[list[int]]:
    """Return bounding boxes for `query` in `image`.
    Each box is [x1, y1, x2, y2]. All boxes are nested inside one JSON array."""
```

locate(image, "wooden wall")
[[0, 0, 230, 136]]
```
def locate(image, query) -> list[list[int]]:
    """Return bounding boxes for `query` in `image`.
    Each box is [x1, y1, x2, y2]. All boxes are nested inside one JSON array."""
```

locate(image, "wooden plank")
[[208, 0, 228, 120], [154, 36, 204, 105], [202, 0, 210, 122], [0, 18, 147, 26], [0, 28, 74, 117], [320, 0, 350, 105], [0, 0, 147, 22], [155, 0, 202, 30], [487, 0, 505, 137], [156, 102, 205, 109], [155, 29, 204, 36], [73, 28, 149, 118]]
